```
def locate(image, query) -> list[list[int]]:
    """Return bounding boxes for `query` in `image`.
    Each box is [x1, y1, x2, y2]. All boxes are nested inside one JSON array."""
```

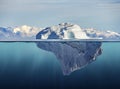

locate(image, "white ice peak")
[[36, 23, 89, 39]]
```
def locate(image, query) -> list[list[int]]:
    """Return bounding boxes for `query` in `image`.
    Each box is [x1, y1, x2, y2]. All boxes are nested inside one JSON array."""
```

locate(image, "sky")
[[0, 0, 120, 32]]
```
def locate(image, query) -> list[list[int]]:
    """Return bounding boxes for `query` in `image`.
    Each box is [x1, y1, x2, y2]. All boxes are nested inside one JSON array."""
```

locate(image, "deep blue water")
[[0, 42, 120, 89]]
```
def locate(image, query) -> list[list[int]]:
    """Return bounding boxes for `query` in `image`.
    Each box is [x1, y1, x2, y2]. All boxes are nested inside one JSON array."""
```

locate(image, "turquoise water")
[[0, 42, 120, 89]]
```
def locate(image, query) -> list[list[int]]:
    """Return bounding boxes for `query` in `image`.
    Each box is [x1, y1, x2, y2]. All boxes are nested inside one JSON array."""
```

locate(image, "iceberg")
[[36, 23, 89, 39], [36, 23, 120, 40], [36, 41, 102, 75]]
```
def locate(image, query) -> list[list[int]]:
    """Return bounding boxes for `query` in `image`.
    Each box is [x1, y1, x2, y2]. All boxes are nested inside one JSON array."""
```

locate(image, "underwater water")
[[0, 42, 120, 89]]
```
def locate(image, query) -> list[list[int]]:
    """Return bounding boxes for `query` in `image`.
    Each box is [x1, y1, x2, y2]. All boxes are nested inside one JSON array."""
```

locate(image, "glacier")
[[36, 41, 102, 75]]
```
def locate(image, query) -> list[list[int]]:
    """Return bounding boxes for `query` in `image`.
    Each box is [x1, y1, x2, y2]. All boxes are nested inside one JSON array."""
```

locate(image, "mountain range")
[[0, 23, 120, 40]]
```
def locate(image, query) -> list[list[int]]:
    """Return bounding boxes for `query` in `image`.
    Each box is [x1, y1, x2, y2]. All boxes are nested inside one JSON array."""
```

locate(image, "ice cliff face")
[[36, 41, 102, 75]]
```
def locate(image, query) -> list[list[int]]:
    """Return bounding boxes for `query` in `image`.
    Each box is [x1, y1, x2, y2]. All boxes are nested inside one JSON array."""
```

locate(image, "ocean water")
[[0, 42, 120, 89]]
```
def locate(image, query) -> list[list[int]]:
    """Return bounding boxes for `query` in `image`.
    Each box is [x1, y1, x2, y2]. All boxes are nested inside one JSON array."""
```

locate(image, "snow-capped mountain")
[[13, 25, 41, 38], [84, 28, 120, 40], [0, 25, 41, 40], [36, 23, 89, 39], [0, 27, 14, 40], [36, 23, 120, 40], [0, 23, 120, 40]]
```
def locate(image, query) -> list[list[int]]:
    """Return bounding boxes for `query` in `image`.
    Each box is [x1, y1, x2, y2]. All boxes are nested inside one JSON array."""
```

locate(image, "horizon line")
[[0, 39, 120, 42]]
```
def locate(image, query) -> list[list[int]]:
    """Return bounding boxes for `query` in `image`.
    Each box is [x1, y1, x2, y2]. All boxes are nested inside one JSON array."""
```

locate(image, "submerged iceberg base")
[[36, 41, 102, 75]]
